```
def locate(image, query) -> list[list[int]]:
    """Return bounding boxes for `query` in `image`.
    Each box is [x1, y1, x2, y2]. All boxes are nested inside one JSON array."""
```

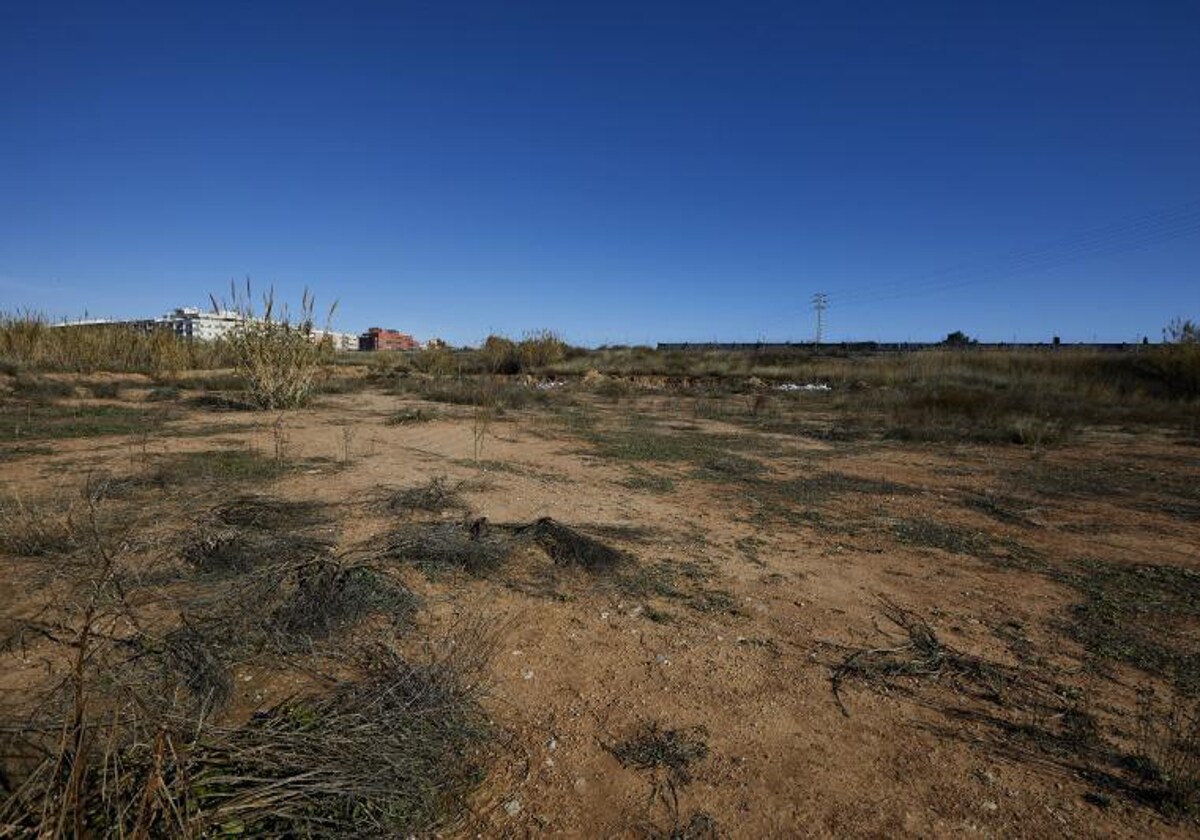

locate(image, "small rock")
[[981, 801, 998, 812], [655, 653, 671, 666], [547, 737, 558, 752], [503, 799, 521, 816], [522, 669, 534, 681]]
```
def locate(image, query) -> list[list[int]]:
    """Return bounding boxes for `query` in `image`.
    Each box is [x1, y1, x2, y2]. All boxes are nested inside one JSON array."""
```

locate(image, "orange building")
[[358, 327, 419, 351]]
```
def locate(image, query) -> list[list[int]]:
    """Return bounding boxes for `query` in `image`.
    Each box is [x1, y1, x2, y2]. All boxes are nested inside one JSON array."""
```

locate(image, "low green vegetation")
[[0, 402, 170, 441]]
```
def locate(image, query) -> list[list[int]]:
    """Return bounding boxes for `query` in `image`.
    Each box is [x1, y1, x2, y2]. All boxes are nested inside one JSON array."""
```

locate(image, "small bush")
[[480, 335, 520, 375], [518, 329, 567, 370], [0, 496, 78, 556], [11, 375, 75, 400], [1133, 686, 1200, 814], [215, 283, 335, 409], [610, 720, 709, 785], [387, 476, 466, 515], [385, 407, 434, 425], [84, 380, 121, 399]]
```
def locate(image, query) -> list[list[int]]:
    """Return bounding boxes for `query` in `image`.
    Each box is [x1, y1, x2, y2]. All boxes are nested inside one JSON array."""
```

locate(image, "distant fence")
[[654, 341, 1144, 353]]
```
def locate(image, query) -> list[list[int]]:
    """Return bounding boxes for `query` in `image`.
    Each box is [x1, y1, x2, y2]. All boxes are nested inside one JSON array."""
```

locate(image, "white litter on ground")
[[775, 382, 831, 392]]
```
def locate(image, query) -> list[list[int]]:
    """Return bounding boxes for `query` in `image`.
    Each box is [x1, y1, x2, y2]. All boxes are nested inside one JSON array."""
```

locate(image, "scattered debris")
[[774, 382, 831, 392]]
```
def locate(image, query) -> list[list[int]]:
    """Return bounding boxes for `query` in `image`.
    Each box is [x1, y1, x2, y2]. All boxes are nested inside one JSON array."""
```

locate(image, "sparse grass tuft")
[[387, 476, 466, 515], [268, 562, 419, 652], [1, 645, 490, 837], [83, 380, 122, 399], [1064, 560, 1200, 692], [891, 517, 991, 556], [611, 721, 709, 785], [1133, 686, 1200, 814], [385, 407, 435, 425], [0, 496, 79, 556], [139, 448, 293, 488], [619, 470, 677, 494], [0, 402, 169, 441], [146, 384, 181, 401], [381, 520, 514, 577]]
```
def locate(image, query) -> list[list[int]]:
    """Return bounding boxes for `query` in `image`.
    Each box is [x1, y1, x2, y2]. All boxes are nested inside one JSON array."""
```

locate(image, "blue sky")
[[2, 1, 1198, 345]]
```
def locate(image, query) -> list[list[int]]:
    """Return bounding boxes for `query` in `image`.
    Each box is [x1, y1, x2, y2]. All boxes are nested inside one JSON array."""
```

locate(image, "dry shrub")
[[518, 329, 567, 369], [266, 562, 418, 653], [0, 645, 491, 837], [214, 282, 336, 409], [382, 520, 513, 577], [516, 517, 630, 571], [1134, 686, 1200, 814], [387, 476, 466, 515], [381, 517, 631, 578], [0, 495, 79, 557], [611, 721, 710, 786]]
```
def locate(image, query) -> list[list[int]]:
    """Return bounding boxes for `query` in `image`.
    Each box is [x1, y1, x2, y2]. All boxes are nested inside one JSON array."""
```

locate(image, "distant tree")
[[1163, 317, 1199, 344], [943, 330, 976, 347]]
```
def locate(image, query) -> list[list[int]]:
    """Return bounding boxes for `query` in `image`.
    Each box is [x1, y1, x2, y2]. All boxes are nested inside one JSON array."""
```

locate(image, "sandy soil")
[[2, 383, 1198, 838]]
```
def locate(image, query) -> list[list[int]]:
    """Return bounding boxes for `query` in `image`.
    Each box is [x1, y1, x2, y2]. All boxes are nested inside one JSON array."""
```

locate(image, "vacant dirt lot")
[[2, 370, 1198, 837]]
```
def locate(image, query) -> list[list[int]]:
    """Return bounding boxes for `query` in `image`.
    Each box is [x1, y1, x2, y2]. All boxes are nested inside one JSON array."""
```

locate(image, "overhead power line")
[[769, 200, 1200, 331]]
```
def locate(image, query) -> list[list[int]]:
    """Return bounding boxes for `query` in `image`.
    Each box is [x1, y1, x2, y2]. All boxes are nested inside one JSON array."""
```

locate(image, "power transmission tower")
[[812, 292, 828, 343]]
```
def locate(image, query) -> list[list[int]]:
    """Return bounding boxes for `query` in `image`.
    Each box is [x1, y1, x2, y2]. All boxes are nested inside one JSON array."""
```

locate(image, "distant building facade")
[[51, 307, 360, 351], [159, 307, 244, 342], [359, 327, 419, 351]]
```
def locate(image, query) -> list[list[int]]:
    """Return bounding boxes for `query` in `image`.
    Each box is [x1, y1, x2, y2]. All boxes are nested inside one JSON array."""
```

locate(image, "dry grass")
[[0, 311, 231, 374], [211, 282, 336, 409]]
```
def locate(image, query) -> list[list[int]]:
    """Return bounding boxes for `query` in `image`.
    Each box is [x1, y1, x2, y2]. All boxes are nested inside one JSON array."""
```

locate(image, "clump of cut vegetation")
[[9, 375, 76, 400], [0, 645, 490, 837], [1133, 686, 1200, 814], [385, 406, 434, 425], [181, 527, 331, 576], [83, 380, 122, 399], [0, 495, 79, 557], [181, 495, 334, 576], [610, 720, 710, 786], [214, 281, 336, 409], [381, 519, 514, 577], [380, 516, 634, 580], [145, 383, 181, 401], [387, 476, 467, 515], [212, 494, 332, 530], [267, 561, 418, 652], [828, 600, 1199, 817], [516, 517, 631, 571]]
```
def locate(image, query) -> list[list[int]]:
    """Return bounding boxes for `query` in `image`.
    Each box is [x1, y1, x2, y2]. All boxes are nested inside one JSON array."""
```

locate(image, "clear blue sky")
[[2, 1, 1198, 345]]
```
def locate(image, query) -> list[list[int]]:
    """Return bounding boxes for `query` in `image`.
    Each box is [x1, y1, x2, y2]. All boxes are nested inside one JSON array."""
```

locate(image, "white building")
[[158, 308, 358, 350], [158, 308, 245, 342]]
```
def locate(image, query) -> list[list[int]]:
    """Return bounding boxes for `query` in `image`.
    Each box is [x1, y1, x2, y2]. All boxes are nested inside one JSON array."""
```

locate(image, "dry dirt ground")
[[2, 375, 1198, 837]]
